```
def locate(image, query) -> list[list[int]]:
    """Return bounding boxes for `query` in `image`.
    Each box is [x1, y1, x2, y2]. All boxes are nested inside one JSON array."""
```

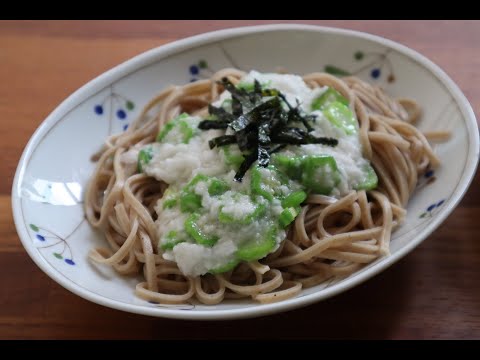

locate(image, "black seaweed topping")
[[198, 78, 338, 181]]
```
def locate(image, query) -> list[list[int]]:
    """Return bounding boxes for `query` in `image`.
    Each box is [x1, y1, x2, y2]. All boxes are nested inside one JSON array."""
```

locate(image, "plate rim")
[[11, 23, 480, 320]]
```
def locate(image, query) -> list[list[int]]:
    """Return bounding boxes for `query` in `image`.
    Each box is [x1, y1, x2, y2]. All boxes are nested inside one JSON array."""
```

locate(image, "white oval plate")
[[12, 24, 479, 320]]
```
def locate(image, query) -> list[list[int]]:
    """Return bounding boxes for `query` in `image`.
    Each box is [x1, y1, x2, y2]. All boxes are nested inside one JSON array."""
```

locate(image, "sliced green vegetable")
[[178, 119, 195, 143], [163, 199, 177, 209], [222, 145, 244, 169], [271, 154, 303, 181], [279, 206, 301, 228], [236, 225, 278, 262], [219, 202, 267, 225], [311, 87, 349, 111], [185, 174, 209, 189], [137, 146, 153, 172], [162, 188, 178, 209], [208, 178, 229, 196], [251, 166, 273, 201], [163, 198, 177, 209], [251, 165, 290, 201], [179, 192, 202, 213], [273, 154, 340, 195], [156, 121, 176, 142], [281, 190, 307, 208], [179, 174, 230, 212], [323, 101, 358, 135], [354, 163, 378, 191], [217, 207, 234, 224], [221, 99, 233, 112], [156, 113, 196, 143], [208, 259, 240, 274], [248, 202, 267, 222], [236, 80, 272, 92], [236, 81, 255, 92], [178, 174, 210, 213], [301, 155, 340, 195], [160, 230, 186, 250], [275, 154, 340, 195], [184, 213, 219, 247]]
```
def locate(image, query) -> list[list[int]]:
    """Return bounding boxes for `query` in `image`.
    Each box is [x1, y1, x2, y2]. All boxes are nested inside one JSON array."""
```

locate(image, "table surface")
[[1, 20, 479, 340]]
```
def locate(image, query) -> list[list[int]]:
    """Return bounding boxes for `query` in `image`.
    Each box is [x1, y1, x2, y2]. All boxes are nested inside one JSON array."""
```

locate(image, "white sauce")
[[144, 125, 227, 187], [144, 71, 373, 277]]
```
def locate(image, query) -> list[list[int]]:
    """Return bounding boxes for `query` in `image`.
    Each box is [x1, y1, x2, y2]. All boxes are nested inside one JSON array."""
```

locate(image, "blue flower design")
[[371, 68, 381, 79], [419, 199, 446, 218], [189, 65, 199, 75], [29, 222, 82, 267], [94, 90, 135, 133], [187, 60, 211, 82]]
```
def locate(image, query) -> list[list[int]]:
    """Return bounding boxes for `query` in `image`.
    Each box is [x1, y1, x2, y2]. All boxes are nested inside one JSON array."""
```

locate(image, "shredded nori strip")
[[198, 120, 229, 130], [234, 151, 259, 182], [208, 135, 237, 149], [198, 77, 338, 181]]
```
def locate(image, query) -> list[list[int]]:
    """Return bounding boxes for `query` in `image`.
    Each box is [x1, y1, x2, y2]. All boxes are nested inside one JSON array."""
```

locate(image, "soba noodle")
[[85, 69, 441, 305]]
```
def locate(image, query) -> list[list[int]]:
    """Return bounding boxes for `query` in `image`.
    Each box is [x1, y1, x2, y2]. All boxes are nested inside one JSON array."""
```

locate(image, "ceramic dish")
[[12, 24, 479, 320]]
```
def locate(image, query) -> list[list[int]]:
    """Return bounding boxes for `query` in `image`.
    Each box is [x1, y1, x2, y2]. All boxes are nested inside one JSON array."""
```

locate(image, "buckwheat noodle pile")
[[85, 68, 445, 305]]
